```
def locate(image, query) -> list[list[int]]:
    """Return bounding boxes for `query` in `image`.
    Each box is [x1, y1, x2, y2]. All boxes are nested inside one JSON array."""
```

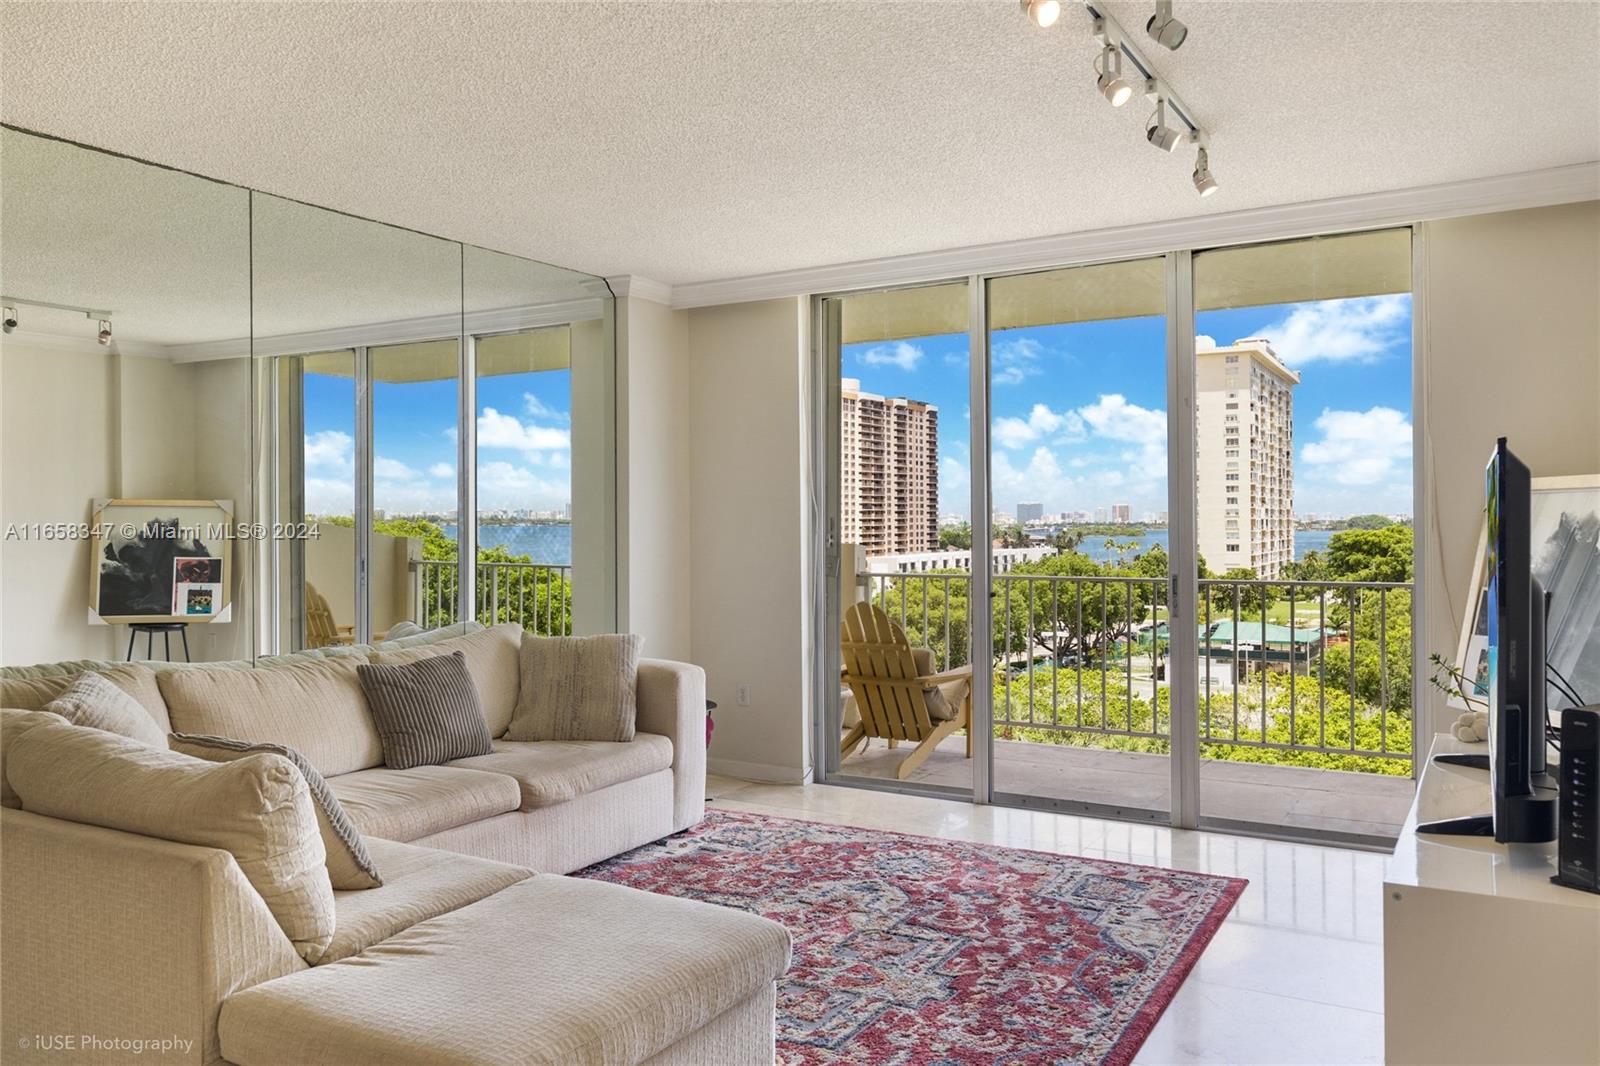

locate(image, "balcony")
[[844, 570, 1416, 843], [415, 558, 574, 636]]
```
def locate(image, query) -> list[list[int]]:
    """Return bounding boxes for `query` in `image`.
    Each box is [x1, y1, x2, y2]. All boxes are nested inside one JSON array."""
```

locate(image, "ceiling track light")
[[97, 319, 113, 346], [1146, 97, 1182, 152], [1, 306, 16, 335], [1095, 43, 1134, 107], [1021, 0, 1061, 29], [1146, 0, 1188, 51], [1193, 145, 1219, 197]]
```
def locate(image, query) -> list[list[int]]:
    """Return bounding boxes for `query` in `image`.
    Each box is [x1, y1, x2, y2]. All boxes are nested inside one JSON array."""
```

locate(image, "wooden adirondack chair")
[[304, 581, 355, 648], [840, 601, 972, 780]]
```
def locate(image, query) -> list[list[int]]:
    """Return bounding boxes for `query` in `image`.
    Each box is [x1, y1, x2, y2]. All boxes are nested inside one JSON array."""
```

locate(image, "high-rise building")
[[1196, 339, 1298, 578], [1111, 503, 1131, 524], [840, 378, 939, 555], [1094, 507, 1108, 523], [1016, 501, 1043, 524]]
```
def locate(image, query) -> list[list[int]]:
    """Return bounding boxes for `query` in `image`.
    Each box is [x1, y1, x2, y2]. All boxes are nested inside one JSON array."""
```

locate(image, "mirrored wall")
[[0, 125, 616, 667]]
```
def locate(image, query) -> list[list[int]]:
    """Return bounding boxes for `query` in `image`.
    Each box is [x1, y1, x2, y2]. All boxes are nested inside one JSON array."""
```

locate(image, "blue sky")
[[301, 366, 572, 516], [843, 294, 1414, 521]]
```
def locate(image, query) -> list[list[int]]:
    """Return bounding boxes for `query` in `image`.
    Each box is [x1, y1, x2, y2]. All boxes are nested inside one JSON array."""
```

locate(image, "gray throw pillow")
[[43, 671, 168, 749], [505, 633, 643, 743], [169, 732, 383, 890], [356, 651, 492, 770]]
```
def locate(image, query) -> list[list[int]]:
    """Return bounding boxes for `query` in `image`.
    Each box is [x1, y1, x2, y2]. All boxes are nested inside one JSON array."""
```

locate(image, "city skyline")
[[841, 293, 1414, 522]]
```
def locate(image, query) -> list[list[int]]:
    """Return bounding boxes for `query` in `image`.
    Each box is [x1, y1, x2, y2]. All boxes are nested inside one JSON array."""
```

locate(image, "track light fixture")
[[97, 319, 112, 346], [1146, 98, 1182, 152], [1, 307, 16, 335], [1021, 0, 1060, 29], [1146, 1, 1188, 51], [1192, 146, 1219, 197], [1095, 43, 1134, 107]]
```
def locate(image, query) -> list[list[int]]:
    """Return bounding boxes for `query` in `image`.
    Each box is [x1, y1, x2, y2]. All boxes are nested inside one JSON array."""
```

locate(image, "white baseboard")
[[706, 756, 811, 784]]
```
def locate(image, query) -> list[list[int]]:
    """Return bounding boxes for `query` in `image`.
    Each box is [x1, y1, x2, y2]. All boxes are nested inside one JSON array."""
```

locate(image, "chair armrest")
[[919, 664, 974, 686], [635, 659, 707, 833], [0, 809, 306, 1065]]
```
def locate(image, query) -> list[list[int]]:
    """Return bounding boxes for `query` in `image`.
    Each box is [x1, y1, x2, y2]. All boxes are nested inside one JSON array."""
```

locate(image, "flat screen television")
[[1420, 438, 1557, 843]]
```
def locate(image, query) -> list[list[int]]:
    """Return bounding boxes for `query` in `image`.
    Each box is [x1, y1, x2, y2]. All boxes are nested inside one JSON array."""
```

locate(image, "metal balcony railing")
[[414, 558, 573, 636], [861, 570, 1413, 771]]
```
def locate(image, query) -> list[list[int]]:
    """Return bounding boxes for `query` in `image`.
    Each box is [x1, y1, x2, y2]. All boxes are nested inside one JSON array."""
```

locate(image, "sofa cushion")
[[7, 716, 335, 964], [218, 876, 792, 1066], [448, 735, 673, 811], [357, 652, 494, 769], [0, 707, 65, 808], [1, 663, 170, 733], [171, 733, 383, 891], [369, 623, 522, 737], [323, 837, 531, 964], [159, 655, 383, 777], [373, 620, 484, 651], [326, 765, 521, 842], [43, 671, 170, 748], [506, 633, 643, 743]]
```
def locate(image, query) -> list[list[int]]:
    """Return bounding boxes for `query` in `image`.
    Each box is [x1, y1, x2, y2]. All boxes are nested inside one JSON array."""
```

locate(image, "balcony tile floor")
[[708, 772, 1388, 1065], [835, 733, 1415, 842]]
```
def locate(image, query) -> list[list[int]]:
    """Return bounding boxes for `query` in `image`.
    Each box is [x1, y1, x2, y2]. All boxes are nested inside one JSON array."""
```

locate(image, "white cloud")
[[1077, 394, 1166, 446], [374, 455, 419, 480], [1195, 335, 1217, 351], [305, 477, 353, 517], [476, 460, 569, 511], [992, 403, 1086, 450], [992, 336, 1045, 386], [858, 342, 923, 371], [427, 462, 455, 479], [1255, 294, 1409, 366], [477, 407, 571, 460], [1301, 406, 1412, 486], [304, 430, 352, 472], [523, 393, 569, 423]]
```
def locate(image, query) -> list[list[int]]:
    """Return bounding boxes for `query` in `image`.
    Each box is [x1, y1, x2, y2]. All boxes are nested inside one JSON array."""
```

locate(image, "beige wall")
[[686, 297, 812, 782], [0, 343, 260, 666], [1418, 201, 1600, 739], [617, 295, 693, 661], [0, 341, 122, 664]]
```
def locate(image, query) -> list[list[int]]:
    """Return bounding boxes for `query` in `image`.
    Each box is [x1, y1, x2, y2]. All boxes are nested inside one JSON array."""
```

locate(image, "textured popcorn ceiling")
[[2, 1, 1597, 288]]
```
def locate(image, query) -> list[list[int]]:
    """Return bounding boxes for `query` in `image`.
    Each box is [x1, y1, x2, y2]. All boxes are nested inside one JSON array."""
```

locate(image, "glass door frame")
[[814, 229, 1423, 842]]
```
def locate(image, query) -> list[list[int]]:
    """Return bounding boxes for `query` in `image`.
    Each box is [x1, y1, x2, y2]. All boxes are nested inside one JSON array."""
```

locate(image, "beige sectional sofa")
[[0, 623, 791, 1065]]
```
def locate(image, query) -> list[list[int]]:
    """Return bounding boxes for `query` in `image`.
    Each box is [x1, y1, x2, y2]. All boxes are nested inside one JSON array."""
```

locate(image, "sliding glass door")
[[817, 228, 1417, 843], [985, 257, 1174, 819]]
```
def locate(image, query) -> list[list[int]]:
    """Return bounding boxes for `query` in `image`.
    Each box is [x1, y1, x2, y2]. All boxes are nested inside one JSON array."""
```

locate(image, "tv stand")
[[1384, 735, 1598, 1065], [1415, 812, 1494, 835]]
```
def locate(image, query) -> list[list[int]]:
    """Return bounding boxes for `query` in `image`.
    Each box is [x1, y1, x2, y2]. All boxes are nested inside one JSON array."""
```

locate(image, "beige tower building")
[[1196, 340, 1299, 579], [840, 378, 939, 555]]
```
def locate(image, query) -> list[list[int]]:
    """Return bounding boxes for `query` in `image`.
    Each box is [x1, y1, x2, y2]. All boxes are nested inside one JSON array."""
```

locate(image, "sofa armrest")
[[635, 659, 707, 833], [0, 809, 306, 1065]]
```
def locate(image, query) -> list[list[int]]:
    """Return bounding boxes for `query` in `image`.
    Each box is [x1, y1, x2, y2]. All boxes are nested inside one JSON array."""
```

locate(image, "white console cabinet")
[[1383, 734, 1600, 1065]]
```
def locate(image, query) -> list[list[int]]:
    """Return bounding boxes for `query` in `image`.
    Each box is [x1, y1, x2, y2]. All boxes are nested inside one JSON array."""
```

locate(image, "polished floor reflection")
[[708, 773, 1385, 1065], [835, 733, 1413, 842]]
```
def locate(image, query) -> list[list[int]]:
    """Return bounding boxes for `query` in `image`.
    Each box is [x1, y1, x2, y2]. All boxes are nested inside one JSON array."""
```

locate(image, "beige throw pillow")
[[505, 633, 643, 743], [170, 733, 383, 890], [0, 707, 65, 808], [7, 717, 336, 963], [43, 671, 168, 748]]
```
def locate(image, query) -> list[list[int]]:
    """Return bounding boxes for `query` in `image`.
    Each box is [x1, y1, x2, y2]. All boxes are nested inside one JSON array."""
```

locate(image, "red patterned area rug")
[[577, 809, 1245, 1065]]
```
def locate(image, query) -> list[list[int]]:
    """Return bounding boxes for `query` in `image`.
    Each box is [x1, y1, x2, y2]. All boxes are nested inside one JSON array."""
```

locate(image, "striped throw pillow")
[[356, 651, 493, 770]]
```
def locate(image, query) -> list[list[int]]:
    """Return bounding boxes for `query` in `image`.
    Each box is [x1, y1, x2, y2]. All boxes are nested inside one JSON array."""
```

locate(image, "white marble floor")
[[708, 773, 1386, 1065]]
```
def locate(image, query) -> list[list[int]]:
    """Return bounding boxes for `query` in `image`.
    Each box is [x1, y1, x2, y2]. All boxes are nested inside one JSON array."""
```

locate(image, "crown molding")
[[0, 325, 167, 359], [605, 274, 674, 305], [667, 162, 1599, 309]]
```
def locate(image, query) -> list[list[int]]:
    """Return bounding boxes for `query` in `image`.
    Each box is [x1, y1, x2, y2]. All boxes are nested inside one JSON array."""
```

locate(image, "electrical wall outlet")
[[736, 684, 751, 707]]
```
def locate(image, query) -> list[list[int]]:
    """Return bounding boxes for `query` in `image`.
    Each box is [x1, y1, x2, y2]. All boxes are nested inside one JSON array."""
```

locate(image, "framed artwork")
[[88, 499, 234, 625], [1451, 474, 1600, 711]]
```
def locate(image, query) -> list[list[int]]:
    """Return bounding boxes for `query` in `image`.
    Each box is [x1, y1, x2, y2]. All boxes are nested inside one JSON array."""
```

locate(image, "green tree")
[[1326, 526, 1413, 582], [1322, 589, 1412, 714], [1340, 514, 1398, 530], [939, 523, 972, 550]]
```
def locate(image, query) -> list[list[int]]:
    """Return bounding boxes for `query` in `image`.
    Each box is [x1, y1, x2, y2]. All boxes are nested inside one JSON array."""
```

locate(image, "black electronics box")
[[1554, 706, 1600, 894]]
